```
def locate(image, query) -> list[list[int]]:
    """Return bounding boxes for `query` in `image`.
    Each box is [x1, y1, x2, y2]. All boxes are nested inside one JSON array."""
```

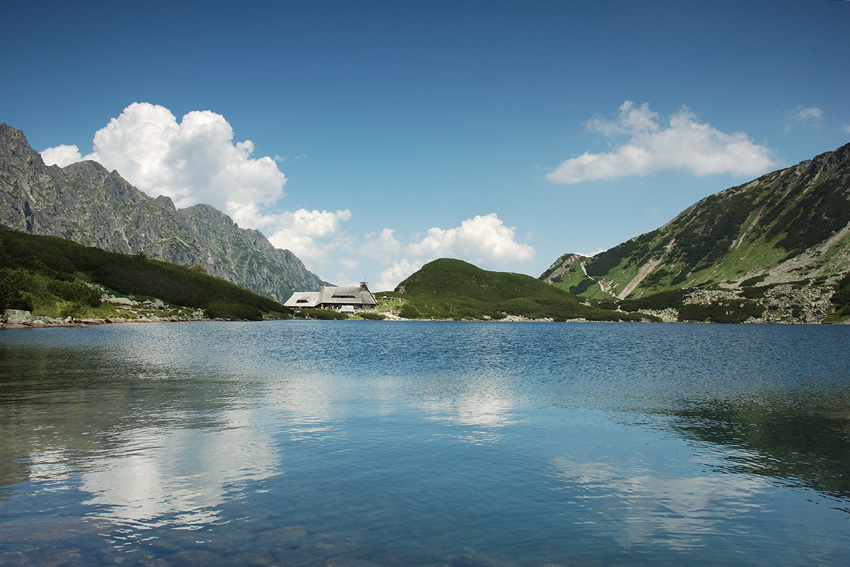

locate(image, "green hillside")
[[541, 142, 850, 323], [0, 227, 291, 321], [390, 258, 645, 321]]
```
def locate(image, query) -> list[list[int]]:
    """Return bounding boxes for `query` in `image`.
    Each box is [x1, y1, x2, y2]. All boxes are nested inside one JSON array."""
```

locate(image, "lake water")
[[1, 321, 849, 566]]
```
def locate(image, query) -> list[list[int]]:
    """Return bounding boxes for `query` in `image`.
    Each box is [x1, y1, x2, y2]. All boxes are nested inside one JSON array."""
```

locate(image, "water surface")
[[1, 321, 849, 566]]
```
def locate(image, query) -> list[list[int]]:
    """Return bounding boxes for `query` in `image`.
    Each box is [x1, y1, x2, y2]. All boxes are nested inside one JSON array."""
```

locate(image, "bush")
[[47, 280, 102, 307], [620, 289, 685, 312], [0, 268, 37, 311], [678, 299, 765, 323], [398, 304, 420, 319], [359, 312, 386, 320], [205, 301, 262, 320], [309, 309, 349, 320], [569, 277, 595, 295]]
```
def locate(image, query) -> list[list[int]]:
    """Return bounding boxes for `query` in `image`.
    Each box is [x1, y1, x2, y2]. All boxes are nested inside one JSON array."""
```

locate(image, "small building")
[[285, 282, 378, 312]]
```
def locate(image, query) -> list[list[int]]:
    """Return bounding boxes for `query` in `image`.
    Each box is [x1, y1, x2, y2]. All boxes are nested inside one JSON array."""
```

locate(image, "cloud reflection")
[[421, 391, 516, 445], [550, 455, 770, 551], [80, 408, 278, 529]]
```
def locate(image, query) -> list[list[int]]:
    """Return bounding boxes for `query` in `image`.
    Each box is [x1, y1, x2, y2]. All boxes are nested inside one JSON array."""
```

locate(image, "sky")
[[3, 1, 849, 292]]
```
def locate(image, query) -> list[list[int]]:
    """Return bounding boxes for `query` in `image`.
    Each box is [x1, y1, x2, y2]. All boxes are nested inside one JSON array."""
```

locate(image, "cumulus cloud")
[[547, 101, 777, 185], [842, 124, 850, 134], [407, 213, 535, 265], [375, 259, 423, 293], [261, 209, 353, 265], [370, 213, 535, 291], [39, 103, 535, 290], [42, 102, 287, 212], [362, 228, 404, 259], [41, 144, 83, 167], [38, 103, 348, 269]]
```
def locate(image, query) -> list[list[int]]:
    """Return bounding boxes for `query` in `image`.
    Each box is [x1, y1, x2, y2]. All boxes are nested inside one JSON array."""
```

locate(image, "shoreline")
[[1, 313, 214, 330]]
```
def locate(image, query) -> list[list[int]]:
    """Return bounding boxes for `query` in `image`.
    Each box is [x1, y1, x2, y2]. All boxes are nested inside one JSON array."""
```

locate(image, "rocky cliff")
[[0, 123, 324, 302], [541, 142, 850, 323]]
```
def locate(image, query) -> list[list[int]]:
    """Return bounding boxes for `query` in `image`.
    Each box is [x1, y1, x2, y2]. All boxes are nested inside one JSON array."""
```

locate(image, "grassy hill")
[[541, 142, 850, 323], [0, 227, 291, 321], [389, 258, 646, 321]]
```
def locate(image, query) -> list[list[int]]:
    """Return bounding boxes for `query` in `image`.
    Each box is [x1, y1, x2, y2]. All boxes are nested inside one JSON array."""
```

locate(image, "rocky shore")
[[1, 308, 208, 330]]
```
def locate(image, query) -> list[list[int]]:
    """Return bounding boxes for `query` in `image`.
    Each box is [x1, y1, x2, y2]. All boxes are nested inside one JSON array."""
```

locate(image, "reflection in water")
[[2, 321, 850, 566], [668, 396, 850, 502], [421, 392, 516, 444], [81, 408, 278, 530], [549, 453, 770, 551], [266, 372, 349, 444]]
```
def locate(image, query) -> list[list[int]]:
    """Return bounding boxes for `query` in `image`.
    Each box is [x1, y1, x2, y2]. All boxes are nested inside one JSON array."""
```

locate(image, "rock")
[[106, 296, 138, 307], [3, 309, 32, 324], [260, 525, 308, 544]]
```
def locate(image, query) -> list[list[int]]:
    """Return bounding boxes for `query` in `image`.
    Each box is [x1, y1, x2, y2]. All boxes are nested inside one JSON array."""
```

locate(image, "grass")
[[0, 227, 291, 321]]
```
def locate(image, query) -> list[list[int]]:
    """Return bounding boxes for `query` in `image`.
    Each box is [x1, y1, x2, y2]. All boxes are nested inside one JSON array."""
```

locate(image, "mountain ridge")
[[0, 123, 324, 302], [541, 142, 850, 323]]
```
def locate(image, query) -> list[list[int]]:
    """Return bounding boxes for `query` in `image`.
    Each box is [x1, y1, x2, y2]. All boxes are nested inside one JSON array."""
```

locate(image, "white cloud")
[[842, 124, 850, 134], [42, 102, 287, 213], [375, 259, 422, 292], [407, 213, 535, 265], [40, 144, 83, 167], [39, 103, 348, 268], [263, 208, 353, 266], [785, 105, 824, 132], [547, 101, 777, 185], [39, 104, 535, 291], [362, 228, 404, 259], [792, 106, 823, 123], [370, 213, 536, 291]]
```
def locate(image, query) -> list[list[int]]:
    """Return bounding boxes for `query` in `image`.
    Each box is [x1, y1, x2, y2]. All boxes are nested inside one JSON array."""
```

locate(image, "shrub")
[[205, 301, 262, 320], [398, 304, 420, 319], [678, 299, 765, 323], [359, 312, 386, 320], [0, 268, 38, 311], [309, 309, 349, 320], [569, 278, 595, 295], [620, 289, 685, 312], [47, 280, 102, 307]]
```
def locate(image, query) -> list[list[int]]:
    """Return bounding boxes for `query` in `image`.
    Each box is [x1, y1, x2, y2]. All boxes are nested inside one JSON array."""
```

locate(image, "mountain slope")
[[0, 123, 324, 302], [392, 258, 645, 321], [541, 143, 850, 322], [0, 227, 290, 321]]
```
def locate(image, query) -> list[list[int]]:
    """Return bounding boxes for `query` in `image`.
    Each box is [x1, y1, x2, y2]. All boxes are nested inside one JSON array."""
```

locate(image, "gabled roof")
[[284, 291, 321, 308], [284, 283, 378, 309], [318, 285, 377, 306]]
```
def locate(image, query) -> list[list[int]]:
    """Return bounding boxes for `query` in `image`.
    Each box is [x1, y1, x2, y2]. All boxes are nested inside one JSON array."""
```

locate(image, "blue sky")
[[3, 0, 849, 291]]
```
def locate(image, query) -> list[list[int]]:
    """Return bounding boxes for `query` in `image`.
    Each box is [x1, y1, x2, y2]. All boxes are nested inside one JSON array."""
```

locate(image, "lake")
[[1, 321, 849, 566]]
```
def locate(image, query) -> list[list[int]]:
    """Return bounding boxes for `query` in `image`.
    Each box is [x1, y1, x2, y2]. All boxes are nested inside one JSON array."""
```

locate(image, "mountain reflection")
[[666, 396, 850, 502]]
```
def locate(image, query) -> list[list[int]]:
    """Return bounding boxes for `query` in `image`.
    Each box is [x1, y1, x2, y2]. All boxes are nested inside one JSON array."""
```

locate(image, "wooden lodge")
[[284, 282, 378, 313]]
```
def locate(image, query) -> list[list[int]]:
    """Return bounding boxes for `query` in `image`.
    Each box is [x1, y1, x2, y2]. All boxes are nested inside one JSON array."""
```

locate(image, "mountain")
[[0, 123, 324, 302], [541, 142, 850, 323], [391, 258, 645, 321]]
